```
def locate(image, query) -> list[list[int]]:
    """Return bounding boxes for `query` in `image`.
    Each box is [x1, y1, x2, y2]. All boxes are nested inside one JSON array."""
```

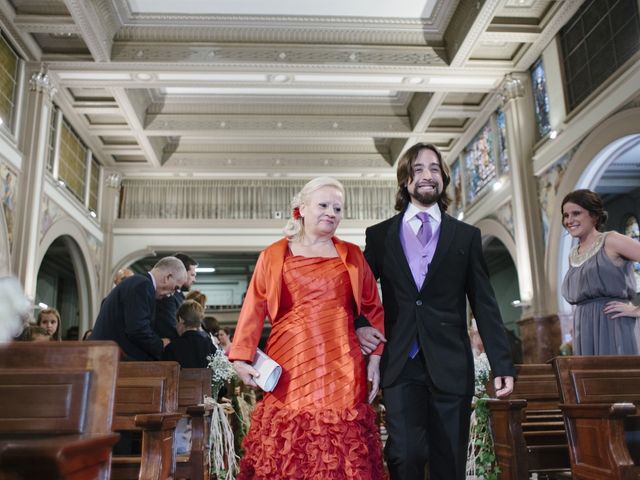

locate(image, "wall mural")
[[537, 150, 573, 247], [464, 121, 496, 204], [40, 195, 64, 238], [492, 201, 515, 239], [0, 162, 17, 253], [449, 159, 463, 216], [496, 108, 509, 175], [531, 57, 551, 138]]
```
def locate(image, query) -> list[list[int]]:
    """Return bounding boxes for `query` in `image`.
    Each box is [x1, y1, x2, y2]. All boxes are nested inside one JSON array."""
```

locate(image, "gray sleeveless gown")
[[561, 240, 638, 355]]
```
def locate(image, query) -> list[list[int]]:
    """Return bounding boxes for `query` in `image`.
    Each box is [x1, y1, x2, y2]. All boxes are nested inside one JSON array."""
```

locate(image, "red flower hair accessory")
[[292, 207, 301, 220]]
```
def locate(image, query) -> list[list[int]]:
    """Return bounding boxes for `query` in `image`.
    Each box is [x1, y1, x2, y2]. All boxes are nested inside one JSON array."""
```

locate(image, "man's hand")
[[367, 355, 382, 403], [356, 326, 387, 355], [494, 375, 514, 399]]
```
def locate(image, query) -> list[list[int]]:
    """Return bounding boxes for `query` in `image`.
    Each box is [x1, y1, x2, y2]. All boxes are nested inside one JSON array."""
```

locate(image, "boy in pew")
[[162, 300, 217, 367], [162, 300, 217, 456]]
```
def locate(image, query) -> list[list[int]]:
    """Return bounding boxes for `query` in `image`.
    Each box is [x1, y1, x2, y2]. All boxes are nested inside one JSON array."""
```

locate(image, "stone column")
[[499, 73, 561, 363], [12, 65, 56, 297], [99, 170, 122, 298]]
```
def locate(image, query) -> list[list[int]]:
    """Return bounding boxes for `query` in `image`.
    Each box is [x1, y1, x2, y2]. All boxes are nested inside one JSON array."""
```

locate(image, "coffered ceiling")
[[1, 0, 585, 178]]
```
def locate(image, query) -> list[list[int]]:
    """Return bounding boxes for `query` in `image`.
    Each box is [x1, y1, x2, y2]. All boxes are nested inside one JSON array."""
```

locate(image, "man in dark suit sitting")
[[90, 256, 187, 360]]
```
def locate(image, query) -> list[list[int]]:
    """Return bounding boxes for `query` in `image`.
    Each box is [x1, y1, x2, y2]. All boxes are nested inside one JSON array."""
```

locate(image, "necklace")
[[569, 232, 605, 267]]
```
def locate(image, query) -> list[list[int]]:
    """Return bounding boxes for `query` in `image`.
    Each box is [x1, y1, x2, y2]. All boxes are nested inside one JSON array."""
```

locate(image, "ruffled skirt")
[[237, 401, 387, 479]]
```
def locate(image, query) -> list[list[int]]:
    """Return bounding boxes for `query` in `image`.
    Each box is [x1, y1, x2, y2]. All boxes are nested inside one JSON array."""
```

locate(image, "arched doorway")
[[483, 236, 522, 363], [35, 235, 89, 339]]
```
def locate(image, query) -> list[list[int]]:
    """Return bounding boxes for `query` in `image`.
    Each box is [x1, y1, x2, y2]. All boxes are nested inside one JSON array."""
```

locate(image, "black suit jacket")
[[364, 210, 515, 395], [154, 290, 185, 340], [90, 273, 163, 360], [162, 330, 216, 368]]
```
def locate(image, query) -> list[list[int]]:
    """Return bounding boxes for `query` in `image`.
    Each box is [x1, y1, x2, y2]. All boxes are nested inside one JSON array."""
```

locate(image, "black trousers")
[[383, 353, 472, 480]]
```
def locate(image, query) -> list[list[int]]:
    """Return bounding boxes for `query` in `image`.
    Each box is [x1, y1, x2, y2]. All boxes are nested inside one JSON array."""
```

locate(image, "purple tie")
[[409, 212, 431, 359], [416, 211, 432, 246]]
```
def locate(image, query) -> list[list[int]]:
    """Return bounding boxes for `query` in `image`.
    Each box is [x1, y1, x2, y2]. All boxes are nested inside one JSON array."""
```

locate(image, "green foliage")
[[470, 396, 500, 480]]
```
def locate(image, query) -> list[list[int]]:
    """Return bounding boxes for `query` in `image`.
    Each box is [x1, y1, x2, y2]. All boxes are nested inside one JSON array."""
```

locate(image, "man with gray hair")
[[90, 256, 187, 360]]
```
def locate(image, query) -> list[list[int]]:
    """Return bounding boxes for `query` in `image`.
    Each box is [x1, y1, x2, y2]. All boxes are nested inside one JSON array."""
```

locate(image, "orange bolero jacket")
[[228, 236, 385, 362]]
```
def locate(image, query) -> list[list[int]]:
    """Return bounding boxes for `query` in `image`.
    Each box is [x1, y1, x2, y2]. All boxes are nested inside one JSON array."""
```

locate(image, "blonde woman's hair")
[[283, 176, 345, 241]]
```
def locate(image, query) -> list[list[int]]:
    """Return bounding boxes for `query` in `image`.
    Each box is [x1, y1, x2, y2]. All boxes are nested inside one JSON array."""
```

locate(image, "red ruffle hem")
[[236, 402, 387, 480]]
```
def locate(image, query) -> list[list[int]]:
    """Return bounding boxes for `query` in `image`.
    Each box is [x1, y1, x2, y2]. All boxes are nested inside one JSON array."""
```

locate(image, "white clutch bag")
[[252, 348, 282, 392]]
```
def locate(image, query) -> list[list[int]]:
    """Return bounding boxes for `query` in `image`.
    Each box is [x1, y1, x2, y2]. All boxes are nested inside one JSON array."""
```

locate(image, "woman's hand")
[[603, 301, 640, 319], [233, 360, 259, 387], [366, 354, 382, 404]]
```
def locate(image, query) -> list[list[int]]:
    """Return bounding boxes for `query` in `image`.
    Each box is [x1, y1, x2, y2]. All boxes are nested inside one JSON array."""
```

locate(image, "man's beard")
[[409, 184, 441, 206]]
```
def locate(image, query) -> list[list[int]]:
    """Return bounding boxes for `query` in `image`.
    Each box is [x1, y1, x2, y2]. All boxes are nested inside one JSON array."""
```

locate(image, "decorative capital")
[[29, 64, 57, 98], [105, 172, 123, 189], [498, 73, 524, 105]]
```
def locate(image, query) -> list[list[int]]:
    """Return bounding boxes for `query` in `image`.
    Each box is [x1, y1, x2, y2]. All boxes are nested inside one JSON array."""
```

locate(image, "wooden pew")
[[176, 368, 212, 480], [486, 363, 571, 479], [111, 361, 182, 480], [0, 341, 121, 480], [552, 355, 640, 480]]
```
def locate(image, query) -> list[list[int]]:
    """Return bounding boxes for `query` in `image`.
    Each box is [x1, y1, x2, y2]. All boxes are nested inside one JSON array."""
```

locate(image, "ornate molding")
[[145, 114, 411, 135], [105, 171, 123, 189], [63, 0, 113, 62], [111, 43, 448, 67], [497, 73, 525, 105], [29, 65, 57, 97]]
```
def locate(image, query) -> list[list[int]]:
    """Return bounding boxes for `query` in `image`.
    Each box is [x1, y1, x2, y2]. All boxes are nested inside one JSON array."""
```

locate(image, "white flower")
[[208, 349, 236, 386], [0, 276, 31, 341], [473, 352, 491, 397]]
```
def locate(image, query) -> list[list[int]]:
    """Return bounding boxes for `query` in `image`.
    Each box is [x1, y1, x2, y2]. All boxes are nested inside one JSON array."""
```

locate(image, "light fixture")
[[37, 302, 48, 309], [195, 267, 215, 273], [457, 211, 464, 221], [549, 129, 558, 139], [88, 210, 97, 218], [510, 299, 530, 308], [492, 180, 503, 191], [0, 117, 3, 126], [56, 179, 66, 188]]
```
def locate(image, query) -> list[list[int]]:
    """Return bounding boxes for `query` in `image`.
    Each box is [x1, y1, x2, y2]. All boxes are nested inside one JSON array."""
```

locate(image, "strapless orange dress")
[[237, 255, 386, 480]]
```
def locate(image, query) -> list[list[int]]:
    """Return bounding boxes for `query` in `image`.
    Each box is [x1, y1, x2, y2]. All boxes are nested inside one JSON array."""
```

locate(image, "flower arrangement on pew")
[[466, 352, 500, 480], [206, 349, 239, 480]]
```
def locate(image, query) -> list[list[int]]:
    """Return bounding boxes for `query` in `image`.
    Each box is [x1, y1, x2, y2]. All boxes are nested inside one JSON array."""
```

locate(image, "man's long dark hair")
[[395, 143, 451, 212]]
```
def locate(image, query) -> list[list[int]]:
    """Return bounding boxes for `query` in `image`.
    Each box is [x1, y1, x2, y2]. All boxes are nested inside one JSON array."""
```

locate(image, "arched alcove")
[[475, 218, 522, 361], [36, 218, 99, 334], [546, 107, 640, 323]]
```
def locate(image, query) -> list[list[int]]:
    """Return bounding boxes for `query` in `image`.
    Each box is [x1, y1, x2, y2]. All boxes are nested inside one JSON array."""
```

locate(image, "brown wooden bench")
[[0, 341, 121, 480], [111, 361, 182, 480], [486, 363, 571, 480], [176, 368, 213, 480], [552, 355, 640, 480]]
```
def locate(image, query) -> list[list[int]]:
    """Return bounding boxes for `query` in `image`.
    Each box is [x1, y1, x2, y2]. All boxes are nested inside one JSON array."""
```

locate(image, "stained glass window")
[[531, 58, 551, 138], [496, 108, 509, 174], [450, 159, 462, 214], [464, 121, 495, 203], [0, 32, 19, 130]]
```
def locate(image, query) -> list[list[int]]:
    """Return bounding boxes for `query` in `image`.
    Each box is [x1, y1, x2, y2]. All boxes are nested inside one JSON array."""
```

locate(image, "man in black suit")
[[358, 143, 515, 480], [91, 256, 187, 360], [154, 253, 198, 340]]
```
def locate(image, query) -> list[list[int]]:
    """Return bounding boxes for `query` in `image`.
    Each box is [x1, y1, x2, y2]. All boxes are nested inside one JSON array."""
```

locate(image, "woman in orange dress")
[[230, 177, 387, 480]]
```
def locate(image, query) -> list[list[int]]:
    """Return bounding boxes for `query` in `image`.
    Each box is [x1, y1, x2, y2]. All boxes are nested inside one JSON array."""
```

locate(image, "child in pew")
[[163, 300, 217, 456], [162, 300, 217, 368]]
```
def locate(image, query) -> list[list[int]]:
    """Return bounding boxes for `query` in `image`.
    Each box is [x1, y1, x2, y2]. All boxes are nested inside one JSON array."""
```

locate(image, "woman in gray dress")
[[561, 189, 640, 355]]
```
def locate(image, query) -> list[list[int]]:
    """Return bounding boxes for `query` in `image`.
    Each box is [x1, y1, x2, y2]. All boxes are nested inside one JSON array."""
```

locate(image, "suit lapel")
[[385, 213, 416, 288], [421, 213, 456, 290]]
